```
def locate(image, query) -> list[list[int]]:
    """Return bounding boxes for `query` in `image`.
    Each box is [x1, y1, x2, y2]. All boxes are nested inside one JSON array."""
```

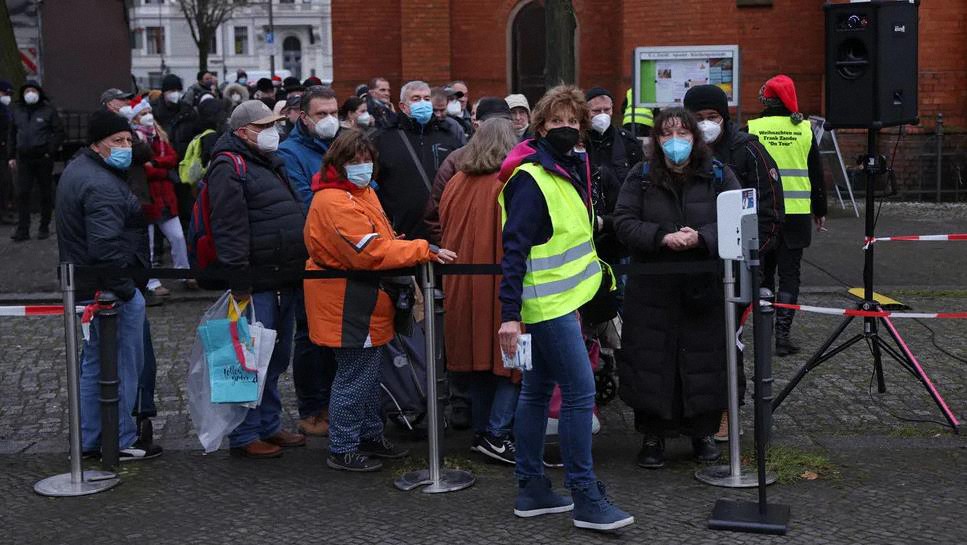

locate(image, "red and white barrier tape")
[[863, 233, 967, 249], [771, 302, 967, 320], [0, 305, 84, 317]]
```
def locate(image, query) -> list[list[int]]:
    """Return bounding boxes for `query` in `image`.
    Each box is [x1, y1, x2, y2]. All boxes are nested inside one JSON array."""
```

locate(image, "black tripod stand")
[[771, 128, 961, 432]]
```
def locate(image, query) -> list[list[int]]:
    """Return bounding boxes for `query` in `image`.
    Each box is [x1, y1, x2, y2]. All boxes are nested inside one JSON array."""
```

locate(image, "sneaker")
[[572, 481, 635, 531], [358, 436, 409, 459], [473, 433, 515, 465], [637, 435, 665, 469], [692, 435, 721, 463], [119, 441, 163, 462], [149, 286, 172, 297], [514, 476, 574, 517], [327, 451, 383, 472]]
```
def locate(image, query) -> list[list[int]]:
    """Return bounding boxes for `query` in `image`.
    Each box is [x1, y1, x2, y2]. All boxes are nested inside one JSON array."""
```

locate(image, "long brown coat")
[[440, 170, 513, 378]]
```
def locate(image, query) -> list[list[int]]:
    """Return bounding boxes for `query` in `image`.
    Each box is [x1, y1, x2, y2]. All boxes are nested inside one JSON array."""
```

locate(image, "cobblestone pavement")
[[2, 205, 967, 543]]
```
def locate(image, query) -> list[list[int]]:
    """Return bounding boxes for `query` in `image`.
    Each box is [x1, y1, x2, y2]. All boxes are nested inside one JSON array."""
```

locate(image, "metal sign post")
[[394, 262, 475, 494], [34, 263, 119, 497]]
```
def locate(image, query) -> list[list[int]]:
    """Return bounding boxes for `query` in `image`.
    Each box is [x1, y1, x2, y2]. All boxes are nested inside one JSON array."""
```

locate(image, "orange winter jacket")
[[304, 166, 435, 348]]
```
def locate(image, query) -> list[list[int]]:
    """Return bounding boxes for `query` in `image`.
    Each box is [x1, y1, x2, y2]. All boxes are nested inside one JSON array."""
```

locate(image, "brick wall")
[[330, 0, 401, 101]]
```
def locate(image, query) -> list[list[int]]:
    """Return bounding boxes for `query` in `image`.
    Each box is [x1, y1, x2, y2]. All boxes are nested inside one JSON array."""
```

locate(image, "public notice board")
[[632, 46, 740, 109]]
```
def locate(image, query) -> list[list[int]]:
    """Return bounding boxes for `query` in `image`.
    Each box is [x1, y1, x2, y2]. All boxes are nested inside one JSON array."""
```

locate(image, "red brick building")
[[332, 0, 965, 127], [332, 0, 967, 198]]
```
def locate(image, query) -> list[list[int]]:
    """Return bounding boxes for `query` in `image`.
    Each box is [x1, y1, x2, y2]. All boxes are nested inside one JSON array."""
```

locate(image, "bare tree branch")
[[173, 0, 244, 71]]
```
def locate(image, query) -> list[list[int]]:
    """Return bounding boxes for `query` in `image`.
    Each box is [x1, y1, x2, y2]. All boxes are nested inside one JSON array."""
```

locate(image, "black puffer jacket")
[[206, 132, 308, 292], [55, 149, 148, 302], [711, 121, 784, 253], [613, 157, 739, 419], [8, 82, 64, 159], [373, 112, 460, 241], [586, 125, 644, 262]]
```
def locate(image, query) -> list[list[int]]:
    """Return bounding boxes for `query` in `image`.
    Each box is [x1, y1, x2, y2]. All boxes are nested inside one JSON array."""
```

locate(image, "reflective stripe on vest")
[[748, 116, 813, 215], [623, 89, 654, 127], [498, 162, 602, 324]]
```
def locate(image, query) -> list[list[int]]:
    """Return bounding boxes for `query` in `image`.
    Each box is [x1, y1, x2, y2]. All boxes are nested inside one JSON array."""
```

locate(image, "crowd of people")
[[41, 68, 826, 532]]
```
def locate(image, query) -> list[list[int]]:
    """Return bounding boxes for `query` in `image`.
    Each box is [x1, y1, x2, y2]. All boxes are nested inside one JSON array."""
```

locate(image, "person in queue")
[[338, 96, 373, 131], [56, 110, 161, 461], [207, 100, 309, 458], [613, 107, 740, 469], [303, 129, 457, 472], [498, 85, 634, 531], [439, 117, 520, 465], [683, 84, 784, 441], [505, 94, 531, 140]]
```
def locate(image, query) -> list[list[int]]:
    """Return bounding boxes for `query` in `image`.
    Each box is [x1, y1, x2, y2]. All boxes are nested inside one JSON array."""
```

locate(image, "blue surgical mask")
[[408, 100, 432, 125], [105, 146, 132, 169], [345, 162, 374, 188], [661, 137, 693, 165]]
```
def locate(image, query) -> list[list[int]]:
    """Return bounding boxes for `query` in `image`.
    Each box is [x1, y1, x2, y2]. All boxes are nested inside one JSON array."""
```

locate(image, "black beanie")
[[256, 78, 274, 93], [683, 84, 730, 121], [585, 87, 613, 103], [88, 110, 131, 145], [161, 74, 183, 92]]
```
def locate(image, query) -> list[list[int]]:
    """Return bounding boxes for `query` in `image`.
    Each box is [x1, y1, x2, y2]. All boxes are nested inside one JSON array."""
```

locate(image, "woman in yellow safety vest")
[[496, 85, 634, 532]]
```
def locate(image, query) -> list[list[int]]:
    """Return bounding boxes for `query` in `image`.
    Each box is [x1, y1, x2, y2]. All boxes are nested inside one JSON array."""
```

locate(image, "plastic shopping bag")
[[239, 303, 276, 410], [199, 311, 259, 404]]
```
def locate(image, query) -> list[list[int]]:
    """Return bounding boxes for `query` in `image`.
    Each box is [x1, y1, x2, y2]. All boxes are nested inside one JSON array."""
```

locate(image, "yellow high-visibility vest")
[[748, 116, 813, 215], [623, 88, 654, 128], [498, 162, 603, 324]]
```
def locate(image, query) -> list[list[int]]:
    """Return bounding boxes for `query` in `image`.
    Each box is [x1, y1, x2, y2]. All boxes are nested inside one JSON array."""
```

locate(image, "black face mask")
[[543, 126, 580, 156]]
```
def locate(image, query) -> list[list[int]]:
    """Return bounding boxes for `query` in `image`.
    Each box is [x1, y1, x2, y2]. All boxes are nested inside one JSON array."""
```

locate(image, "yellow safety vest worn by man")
[[622, 89, 654, 133], [498, 162, 602, 324], [748, 117, 813, 215]]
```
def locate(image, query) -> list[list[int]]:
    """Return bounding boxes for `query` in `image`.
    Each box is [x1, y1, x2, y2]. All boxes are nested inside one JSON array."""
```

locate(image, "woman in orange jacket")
[[304, 129, 456, 472]]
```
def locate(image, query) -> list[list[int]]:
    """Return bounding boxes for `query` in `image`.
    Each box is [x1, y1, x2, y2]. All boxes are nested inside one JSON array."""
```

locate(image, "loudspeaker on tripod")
[[824, 0, 919, 129]]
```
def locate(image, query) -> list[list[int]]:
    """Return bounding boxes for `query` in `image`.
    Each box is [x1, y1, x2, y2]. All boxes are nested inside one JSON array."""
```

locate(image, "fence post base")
[[34, 470, 120, 497]]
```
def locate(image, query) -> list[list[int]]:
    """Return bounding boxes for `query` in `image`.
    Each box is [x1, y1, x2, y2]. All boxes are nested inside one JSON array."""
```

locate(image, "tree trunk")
[[196, 36, 209, 73], [544, 0, 576, 88], [0, 1, 25, 89]]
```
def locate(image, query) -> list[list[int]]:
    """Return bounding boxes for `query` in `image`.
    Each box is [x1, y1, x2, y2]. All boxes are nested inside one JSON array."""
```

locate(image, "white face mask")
[[138, 113, 155, 127], [255, 126, 280, 153], [0, 96, 10, 106], [446, 100, 462, 116], [698, 119, 723, 144], [356, 112, 372, 128], [165, 91, 182, 104], [591, 113, 611, 134], [24, 91, 39, 105], [314, 114, 339, 139]]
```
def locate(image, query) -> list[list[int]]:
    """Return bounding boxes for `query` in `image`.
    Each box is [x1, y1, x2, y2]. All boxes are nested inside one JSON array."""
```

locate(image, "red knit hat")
[[761, 74, 799, 114]]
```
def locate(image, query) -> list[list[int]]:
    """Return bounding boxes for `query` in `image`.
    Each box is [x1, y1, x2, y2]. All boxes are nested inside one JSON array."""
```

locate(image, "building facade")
[[129, 0, 333, 89]]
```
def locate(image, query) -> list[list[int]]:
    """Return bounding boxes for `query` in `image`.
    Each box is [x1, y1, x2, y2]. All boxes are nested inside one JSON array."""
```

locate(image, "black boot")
[[775, 293, 801, 357], [137, 417, 154, 446], [637, 434, 665, 469], [691, 435, 721, 463]]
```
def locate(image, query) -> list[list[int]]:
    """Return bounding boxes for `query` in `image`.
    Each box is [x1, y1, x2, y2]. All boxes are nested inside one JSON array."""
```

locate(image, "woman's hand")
[[434, 248, 457, 264], [678, 226, 700, 249], [498, 321, 522, 357]]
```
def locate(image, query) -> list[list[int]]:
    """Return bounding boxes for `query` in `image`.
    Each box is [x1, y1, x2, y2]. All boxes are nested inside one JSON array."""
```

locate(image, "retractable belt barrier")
[[863, 233, 967, 249]]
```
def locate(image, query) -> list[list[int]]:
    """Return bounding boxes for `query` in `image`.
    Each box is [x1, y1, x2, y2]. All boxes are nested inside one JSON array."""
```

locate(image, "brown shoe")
[[264, 429, 306, 448], [713, 411, 729, 442], [298, 412, 330, 437], [230, 440, 283, 459]]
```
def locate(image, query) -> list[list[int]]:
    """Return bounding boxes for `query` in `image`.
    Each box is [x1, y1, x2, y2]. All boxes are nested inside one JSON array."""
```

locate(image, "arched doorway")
[[283, 36, 302, 80], [510, 1, 546, 107]]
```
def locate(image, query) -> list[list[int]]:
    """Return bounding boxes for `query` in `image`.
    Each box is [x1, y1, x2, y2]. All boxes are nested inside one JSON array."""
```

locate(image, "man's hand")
[[7, 159, 15, 170], [814, 215, 828, 232], [434, 248, 457, 264], [498, 321, 522, 358]]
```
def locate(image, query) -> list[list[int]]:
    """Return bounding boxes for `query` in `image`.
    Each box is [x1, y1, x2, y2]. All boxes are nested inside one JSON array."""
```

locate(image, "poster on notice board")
[[632, 45, 740, 109]]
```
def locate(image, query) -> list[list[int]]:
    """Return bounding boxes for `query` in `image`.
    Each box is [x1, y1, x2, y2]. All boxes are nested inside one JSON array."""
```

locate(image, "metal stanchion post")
[[97, 291, 121, 470], [696, 261, 774, 488], [34, 263, 120, 497], [394, 262, 475, 493]]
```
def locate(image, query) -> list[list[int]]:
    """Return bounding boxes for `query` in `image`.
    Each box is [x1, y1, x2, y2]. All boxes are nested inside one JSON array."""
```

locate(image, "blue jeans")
[[469, 372, 518, 438], [293, 293, 337, 419], [229, 289, 297, 448], [135, 315, 157, 418], [79, 291, 146, 451], [328, 346, 385, 454], [514, 312, 597, 489]]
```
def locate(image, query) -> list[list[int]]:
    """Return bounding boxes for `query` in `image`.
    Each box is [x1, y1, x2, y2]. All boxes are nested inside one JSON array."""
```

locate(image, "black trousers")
[[15, 155, 54, 233], [762, 238, 804, 304]]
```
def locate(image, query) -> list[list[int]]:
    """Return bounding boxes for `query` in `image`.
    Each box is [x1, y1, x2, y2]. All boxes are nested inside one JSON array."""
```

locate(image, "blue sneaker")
[[572, 481, 635, 531], [514, 476, 574, 517]]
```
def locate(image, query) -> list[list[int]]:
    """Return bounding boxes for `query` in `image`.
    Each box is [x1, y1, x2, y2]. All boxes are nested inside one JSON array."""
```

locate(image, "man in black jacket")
[[0, 80, 14, 225], [207, 100, 309, 459], [8, 81, 64, 241], [584, 87, 644, 265], [373, 80, 460, 242], [56, 110, 161, 461]]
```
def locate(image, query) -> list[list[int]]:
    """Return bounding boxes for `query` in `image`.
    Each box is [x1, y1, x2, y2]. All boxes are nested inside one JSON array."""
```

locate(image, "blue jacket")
[[277, 121, 332, 212]]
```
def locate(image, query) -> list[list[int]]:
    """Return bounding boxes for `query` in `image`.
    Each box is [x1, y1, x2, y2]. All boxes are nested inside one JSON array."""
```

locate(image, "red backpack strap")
[[213, 151, 247, 177]]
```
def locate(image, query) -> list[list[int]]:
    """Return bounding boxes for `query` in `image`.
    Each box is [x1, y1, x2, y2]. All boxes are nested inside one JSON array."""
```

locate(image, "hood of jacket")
[[18, 80, 47, 104], [311, 164, 360, 193], [498, 138, 538, 183]]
